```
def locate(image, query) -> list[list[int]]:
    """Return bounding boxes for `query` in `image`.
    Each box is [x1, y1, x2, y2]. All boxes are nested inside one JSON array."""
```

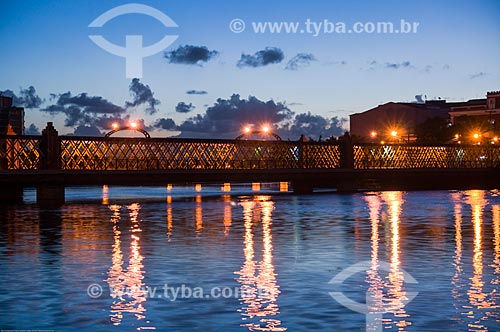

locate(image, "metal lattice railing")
[[0, 136, 42, 170], [354, 144, 500, 169], [59, 137, 313, 171], [2, 134, 499, 171]]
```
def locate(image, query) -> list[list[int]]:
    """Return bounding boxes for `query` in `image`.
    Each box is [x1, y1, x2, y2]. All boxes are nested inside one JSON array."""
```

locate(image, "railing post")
[[339, 132, 354, 169], [38, 122, 64, 208], [40, 122, 60, 170]]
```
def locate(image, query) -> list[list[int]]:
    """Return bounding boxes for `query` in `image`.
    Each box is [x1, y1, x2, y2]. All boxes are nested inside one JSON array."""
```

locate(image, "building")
[[350, 100, 450, 142], [350, 91, 500, 142], [449, 91, 500, 125], [0, 95, 24, 135]]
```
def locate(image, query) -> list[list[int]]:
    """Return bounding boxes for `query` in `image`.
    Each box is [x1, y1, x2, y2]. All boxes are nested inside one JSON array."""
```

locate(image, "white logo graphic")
[[88, 3, 178, 78], [329, 260, 418, 332]]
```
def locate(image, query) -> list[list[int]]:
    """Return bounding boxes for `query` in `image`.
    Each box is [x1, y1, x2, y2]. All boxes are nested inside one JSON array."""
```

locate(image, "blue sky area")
[[1, 0, 499, 137]]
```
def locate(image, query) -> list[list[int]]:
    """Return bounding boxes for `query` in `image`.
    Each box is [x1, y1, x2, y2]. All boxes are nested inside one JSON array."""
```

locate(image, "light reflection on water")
[[1, 188, 500, 331]]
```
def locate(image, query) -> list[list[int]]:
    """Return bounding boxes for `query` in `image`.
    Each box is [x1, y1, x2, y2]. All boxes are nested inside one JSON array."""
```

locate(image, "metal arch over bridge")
[[104, 125, 151, 138]]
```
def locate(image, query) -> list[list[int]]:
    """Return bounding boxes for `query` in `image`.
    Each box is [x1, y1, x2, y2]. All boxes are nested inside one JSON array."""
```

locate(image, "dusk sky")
[[1, 0, 499, 138]]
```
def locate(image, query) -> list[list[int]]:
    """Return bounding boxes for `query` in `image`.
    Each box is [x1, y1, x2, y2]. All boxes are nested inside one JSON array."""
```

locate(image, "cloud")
[[442, 64, 450, 70], [0, 86, 43, 108], [164, 45, 219, 65], [285, 53, 316, 70], [25, 123, 40, 135], [153, 118, 177, 130], [186, 90, 208, 95], [176, 94, 292, 137], [40, 91, 126, 129], [175, 102, 195, 113], [125, 78, 160, 115], [469, 72, 488, 79], [237, 47, 284, 68], [278, 112, 347, 140], [73, 125, 102, 136], [385, 61, 412, 69]]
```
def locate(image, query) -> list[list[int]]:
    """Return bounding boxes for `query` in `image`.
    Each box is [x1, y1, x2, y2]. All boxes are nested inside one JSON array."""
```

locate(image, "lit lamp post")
[[235, 124, 282, 140]]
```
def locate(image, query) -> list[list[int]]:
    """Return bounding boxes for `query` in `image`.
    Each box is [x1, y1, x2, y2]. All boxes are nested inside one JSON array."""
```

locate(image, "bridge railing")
[[58, 136, 341, 170], [2, 123, 499, 171], [353, 144, 500, 169], [0, 136, 42, 170]]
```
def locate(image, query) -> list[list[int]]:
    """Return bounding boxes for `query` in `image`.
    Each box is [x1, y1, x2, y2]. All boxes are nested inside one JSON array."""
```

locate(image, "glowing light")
[[262, 125, 270, 133], [473, 133, 479, 139], [244, 126, 251, 133], [455, 134, 459, 139], [130, 122, 138, 129], [252, 182, 261, 191], [370, 131, 377, 138], [102, 185, 109, 205], [380, 140, 385, 145], [279, 182, 289, 192], [111, 122, 119, 130], [390, 130, 398, 137], [195, 183, 202, 192], [222, 183, 231, 192], [166, 184, 172, 191]]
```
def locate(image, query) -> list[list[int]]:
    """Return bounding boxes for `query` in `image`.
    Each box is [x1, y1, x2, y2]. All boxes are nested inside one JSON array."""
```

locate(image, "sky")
[[1, 0, 499, 138]]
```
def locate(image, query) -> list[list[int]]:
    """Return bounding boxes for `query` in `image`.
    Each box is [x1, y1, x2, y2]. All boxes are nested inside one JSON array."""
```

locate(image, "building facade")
[[350, 91, 499, 142], [0, 96, 24, 135]]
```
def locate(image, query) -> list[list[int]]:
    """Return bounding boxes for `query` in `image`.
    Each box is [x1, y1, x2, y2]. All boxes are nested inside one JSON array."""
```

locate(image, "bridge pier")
[[37, 185, 65, 209], [292, 181, 314, 194], [0, 186, 24, 204]]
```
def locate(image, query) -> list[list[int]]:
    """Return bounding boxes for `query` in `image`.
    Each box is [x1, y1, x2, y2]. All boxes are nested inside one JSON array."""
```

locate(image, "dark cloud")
[[186, 90, 208, 95], [285, 53, 316, 70], [125, 78, 160, 115], [73, 125, 102, 136], [40, 91, 125, 129], [278, 112, 346, 140], [176, 94, 292, 137], [175, 102, 195, 113], [0, 86, 43, 108], [153, 118, 177, 130], [164, 45, 219, 65], [469, 72, 487, 79], [385, 61, 411, 69], [19, 86, 43, 108], [237, 47, 284, 68], [25, 123, 40, 135]]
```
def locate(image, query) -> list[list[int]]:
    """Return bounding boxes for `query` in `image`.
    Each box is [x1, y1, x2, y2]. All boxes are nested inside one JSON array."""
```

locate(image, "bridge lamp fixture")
[[130, 121, 138, 129], [261, 125, 270, 133], [473, 133, 480, 139], [111, 122, 119, 130], [390, 130, 398, 137], [244, 126, 251, 133], [370, 131, 377, 138]]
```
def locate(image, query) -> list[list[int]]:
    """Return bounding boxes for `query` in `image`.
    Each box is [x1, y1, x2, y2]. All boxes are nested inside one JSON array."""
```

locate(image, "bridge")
[[1, 122, 499, 207]]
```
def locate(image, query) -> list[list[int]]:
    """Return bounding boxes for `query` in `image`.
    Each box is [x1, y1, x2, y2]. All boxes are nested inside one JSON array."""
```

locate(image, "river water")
[[0, 186, 499, 331]]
